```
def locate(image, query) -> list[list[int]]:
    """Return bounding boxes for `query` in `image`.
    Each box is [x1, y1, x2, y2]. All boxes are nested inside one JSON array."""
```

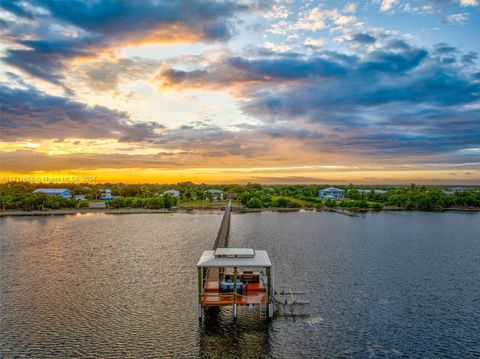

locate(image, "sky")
[[0, 0, 479, 184]]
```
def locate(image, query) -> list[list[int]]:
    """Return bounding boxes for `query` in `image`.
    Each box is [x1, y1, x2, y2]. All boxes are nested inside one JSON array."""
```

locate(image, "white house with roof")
[[74, 195, 87, 201], [318, 187, 345, 200], [33, 188, 71, 198], [163, 189, 180, 198], [206, 189, 225, 201]]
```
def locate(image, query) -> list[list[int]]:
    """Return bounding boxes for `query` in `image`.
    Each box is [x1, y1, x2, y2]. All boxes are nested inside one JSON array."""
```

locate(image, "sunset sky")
[[0, 0, 479, 184]]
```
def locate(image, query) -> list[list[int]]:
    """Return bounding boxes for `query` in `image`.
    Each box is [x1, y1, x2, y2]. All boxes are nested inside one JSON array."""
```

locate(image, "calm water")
[[1, 211, 479, 358]]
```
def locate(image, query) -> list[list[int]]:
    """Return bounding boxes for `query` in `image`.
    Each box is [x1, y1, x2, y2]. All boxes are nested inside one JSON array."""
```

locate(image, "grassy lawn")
[[271, 196, 318, 207]]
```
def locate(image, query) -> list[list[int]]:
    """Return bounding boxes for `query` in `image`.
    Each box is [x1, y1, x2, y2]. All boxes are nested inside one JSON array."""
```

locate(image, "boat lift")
[[197, 247, 274, 320], [196, 200, 309, 320]]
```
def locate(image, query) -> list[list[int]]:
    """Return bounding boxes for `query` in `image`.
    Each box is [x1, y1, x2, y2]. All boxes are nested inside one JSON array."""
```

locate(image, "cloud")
[[156, 54, 350, 91], [443, 13, 469, 24], [267, 4, 363, 36], [390, 0, 478, 14], [433, 42, 457, 54], [155, 38, 479, 160], [351, 33, 377, 44], [459, 0, 478, 5], [343, 3, 358, 13], [70, 58, 159, 93], [3, 39, 96, 91], [0, 0, 251, 87], [0, 86, 163, 142], [380, 0, 399, 12], [303, 38, 325, 48]]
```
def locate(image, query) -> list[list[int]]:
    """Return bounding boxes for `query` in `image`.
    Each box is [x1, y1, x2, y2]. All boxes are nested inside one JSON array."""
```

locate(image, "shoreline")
[[0, 206, 479, 217]]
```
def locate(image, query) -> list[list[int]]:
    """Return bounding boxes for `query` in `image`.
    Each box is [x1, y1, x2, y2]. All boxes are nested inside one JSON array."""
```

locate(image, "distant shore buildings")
[[99, 189, 113, 200], [33, 188, 71, 198], [206, 189, 225, 201], [442, 186, 472, 195], [318, 187, 345, 200], [163, 189, 180, 198], [356, 189, 389, 195]]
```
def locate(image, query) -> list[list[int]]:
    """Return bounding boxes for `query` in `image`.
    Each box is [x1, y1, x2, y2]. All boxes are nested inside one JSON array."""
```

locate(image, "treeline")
[[1, 182, 479, 211], [106, 195, 177, 209], [381, 187, 479, 210], [0, 191, 83, 210], [238, 192, 302, 209]]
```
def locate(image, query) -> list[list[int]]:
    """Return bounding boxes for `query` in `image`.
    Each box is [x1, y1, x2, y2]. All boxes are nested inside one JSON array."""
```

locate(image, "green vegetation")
[[179, 200, 241, 207], [106, 195, 178, 209], [0, 182, 478, 211], [0, 187, 78, 210]]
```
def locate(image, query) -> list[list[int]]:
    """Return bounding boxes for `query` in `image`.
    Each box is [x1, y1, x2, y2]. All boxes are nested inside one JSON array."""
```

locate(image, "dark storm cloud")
[[0, 86, 163, 141], [0, 0, 251, 86]]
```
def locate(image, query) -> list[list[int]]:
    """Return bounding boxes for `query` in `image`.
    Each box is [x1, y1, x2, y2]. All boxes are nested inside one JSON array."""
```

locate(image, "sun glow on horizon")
[[0, 0, 479, 183]]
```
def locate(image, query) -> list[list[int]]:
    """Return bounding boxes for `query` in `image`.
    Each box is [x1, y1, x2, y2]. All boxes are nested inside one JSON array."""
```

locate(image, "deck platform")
[[201, 280, 267, 307]]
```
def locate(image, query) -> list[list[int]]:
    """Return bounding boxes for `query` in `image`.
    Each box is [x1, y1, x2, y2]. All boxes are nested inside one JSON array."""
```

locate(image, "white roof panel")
[[197, 249, 272, 268], [33, 188, 69, 193], [214, 248, 255, 257]]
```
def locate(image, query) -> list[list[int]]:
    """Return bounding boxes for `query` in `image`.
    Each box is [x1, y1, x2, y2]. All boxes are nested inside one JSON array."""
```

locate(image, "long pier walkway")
[[205, 200, 232, 287]]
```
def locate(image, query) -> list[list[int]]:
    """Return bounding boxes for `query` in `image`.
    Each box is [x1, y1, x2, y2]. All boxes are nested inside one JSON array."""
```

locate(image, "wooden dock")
[[204, 200, 232, 298], [197, 201, 275, 319], [213, 200, 232, 249]]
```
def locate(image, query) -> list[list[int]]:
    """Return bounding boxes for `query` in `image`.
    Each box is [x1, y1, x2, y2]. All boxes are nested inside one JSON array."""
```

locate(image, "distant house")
[[74, 195, 87, 201], [318, 187, 344, 200], [163, 190, 180, 198], [206, 189, 225, 201], [442, 186, 472, 195], [33, 188, 71, 198], [357, 189, 389, 195], [99, 189, 113, 200]]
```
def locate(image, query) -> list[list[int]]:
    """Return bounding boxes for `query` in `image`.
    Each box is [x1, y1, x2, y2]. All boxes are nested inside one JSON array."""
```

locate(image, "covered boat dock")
[[197, 248, 274, 319]]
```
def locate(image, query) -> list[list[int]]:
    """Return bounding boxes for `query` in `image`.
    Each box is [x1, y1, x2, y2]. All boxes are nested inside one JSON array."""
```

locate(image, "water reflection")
[[1, 212, 479, 357], [199, 307, 272, 359]]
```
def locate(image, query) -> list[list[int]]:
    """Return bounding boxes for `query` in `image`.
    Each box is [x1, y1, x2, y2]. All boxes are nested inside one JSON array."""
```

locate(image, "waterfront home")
[[442, 186, 472, 195], [74, 195, 87, 201], [33, 188, 71, 198], [318, 187, 344, 200], [99, 189, 113, 200], [163, 189, 180, 197], [206, 189, 225, 200]]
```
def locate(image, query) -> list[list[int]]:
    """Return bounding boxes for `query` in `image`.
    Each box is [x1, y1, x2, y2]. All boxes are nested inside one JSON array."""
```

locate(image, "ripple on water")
[[1, 211, 480, 357]]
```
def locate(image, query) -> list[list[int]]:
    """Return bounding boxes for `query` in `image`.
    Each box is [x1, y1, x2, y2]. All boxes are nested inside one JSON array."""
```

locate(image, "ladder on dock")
[[259, 304, 267, 320]]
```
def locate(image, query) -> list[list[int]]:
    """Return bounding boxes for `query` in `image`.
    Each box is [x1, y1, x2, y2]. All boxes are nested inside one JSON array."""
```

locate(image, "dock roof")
[[197, 248, 272, 268]]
